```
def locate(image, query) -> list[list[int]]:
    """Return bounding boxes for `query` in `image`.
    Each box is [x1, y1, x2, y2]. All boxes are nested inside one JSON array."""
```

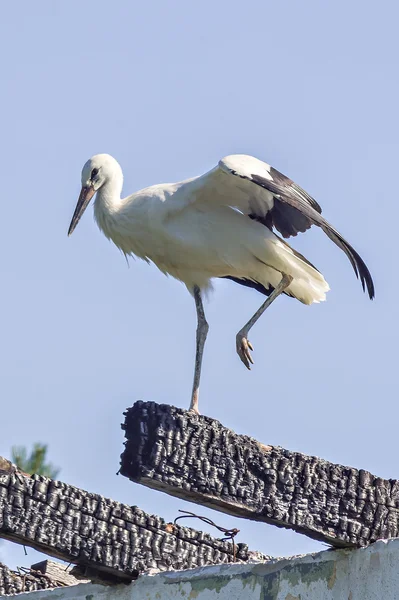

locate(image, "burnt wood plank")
[[0, 560, 66, 596], [120, 401, 399, 548], [0, 457, 257, 583]]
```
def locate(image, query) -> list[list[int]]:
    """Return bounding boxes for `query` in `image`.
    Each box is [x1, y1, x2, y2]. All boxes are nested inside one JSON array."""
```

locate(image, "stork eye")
[[91, 168, 99, 179]]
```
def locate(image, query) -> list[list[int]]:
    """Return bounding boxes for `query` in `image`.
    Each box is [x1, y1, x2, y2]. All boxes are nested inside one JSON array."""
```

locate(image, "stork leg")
[[189, 285, 209, 414], [236, 273, 293, 369]]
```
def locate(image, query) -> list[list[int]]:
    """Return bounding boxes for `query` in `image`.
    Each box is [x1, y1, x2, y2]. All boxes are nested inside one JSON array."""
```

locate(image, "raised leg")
[[189, 285, 209, 414], [236, 273, 293, 369]]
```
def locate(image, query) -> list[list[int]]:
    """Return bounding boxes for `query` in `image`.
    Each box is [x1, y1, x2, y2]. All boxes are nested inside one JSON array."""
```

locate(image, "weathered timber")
[[0, 560, 66, 596], [0, 458, 262, 583], [31, 560, 90, 587], [120, 401, 399, 548]]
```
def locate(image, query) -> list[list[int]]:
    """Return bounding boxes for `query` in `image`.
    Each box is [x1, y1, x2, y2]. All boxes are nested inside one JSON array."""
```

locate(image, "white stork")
[[68, 154, 374, 414]]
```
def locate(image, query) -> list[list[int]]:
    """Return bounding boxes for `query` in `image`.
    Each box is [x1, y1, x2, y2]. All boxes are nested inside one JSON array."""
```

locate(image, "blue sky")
[[0, 0, 397, 569]]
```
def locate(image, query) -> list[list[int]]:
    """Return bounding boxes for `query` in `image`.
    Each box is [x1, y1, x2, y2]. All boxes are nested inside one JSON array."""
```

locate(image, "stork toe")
[[236, 334, 254, 370]]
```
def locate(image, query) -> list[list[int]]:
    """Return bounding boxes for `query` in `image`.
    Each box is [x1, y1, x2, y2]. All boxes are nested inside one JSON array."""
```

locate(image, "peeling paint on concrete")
[[281, 555, 336, 588], [328, 561, 337, 589], [14, 537, 399, 600]]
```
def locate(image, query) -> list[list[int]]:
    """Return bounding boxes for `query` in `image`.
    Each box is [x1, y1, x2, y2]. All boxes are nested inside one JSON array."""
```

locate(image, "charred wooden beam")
[[0, 457, 260, 583], [0, 560, 67, 596], [120, 401, 399, 548], [31, 559, 90, 587]]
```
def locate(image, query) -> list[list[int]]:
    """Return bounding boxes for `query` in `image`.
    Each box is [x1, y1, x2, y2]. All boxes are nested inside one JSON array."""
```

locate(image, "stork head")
[[68, 154, 122, 236]]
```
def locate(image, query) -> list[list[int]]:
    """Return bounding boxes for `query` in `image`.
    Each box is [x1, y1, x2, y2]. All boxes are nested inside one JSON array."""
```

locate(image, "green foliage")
[[11, 443, 60, 478]]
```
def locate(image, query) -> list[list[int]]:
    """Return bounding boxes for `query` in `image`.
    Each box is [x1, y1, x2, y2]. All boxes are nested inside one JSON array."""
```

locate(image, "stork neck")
[[96, 175, 123, 212]]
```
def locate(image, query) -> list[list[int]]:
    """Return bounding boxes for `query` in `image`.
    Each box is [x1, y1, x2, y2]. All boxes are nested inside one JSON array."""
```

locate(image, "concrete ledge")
[[17, 537, 399, 599], [120, 401, 399, 548]]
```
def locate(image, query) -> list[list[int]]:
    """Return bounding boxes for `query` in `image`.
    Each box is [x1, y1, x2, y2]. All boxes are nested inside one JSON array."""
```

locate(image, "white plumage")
[[69, 153, 374, 413]]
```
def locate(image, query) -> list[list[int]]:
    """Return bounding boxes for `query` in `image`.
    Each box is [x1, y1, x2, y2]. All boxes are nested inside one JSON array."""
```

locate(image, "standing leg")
[[189, 285, 209, 414], [236, 273, 293, 369]]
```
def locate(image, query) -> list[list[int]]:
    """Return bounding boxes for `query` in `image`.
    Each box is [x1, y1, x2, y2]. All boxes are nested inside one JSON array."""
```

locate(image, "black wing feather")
[[251, 171, 322, 238], [250, 202, 314, 238], [221, 276, 293, 299], [228, 168, 375, 300]]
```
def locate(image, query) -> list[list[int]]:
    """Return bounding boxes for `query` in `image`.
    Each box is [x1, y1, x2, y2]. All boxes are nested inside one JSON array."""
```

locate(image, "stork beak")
[[68, 186, 96, 236]]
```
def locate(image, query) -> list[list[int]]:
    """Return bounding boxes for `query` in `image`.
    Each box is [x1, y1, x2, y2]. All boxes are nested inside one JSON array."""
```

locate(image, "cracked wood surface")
[[120, 401, 399, 548], [0, 457, 256, 583], [0, 560, 67, 596]]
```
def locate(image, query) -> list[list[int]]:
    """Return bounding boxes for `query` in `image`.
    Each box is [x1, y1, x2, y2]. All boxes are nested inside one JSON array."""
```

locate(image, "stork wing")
[[215, 155, 374, 299], [175, 154, 373, 298], [220, 155, 322, 237]]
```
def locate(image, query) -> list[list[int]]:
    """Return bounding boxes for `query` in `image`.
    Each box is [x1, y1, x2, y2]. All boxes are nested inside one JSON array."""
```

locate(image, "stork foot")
[[236, 333, 254, 370]]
